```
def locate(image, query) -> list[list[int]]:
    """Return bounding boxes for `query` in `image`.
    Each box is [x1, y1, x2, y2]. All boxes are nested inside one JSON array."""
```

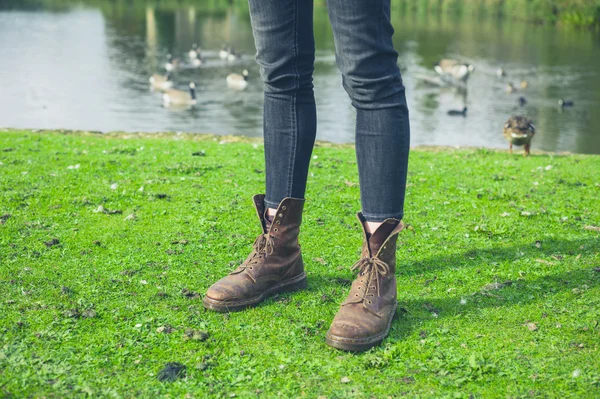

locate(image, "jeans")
[[249, 0, 410, 222]]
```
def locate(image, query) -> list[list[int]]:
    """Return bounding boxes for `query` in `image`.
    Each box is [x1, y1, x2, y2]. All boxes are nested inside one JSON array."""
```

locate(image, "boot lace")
[[350, 257, 390, 301], [242, 233, 275, 269]]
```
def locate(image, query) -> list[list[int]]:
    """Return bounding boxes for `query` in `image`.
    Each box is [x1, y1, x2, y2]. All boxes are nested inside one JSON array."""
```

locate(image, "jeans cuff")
[[264, 198, 281, 209], [361, 211, 404, 223]]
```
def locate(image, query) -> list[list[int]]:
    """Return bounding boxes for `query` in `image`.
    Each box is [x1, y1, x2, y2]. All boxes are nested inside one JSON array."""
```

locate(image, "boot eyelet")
[[367, 300, 372, 304], [274, 228, 278, 232], [278, 213, 283, 218], [276, 221, 280, 225], [282, 206, 287, 210], [355, 294, 359, 297], [357, 287, 361, 290]]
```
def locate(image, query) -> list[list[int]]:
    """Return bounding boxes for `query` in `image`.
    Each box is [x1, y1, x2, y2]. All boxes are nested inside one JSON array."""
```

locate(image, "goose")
[[227, 50, 242, 62], [190, 57, 203, 68], [226, 69, 249, 90], [518, 96, 527, 106], [165, 54, 181, 72], [219, 44, 231, 60], [558, 99, 574, 107], [506, 83, 516, 94], [163, 82, 197, 107], [503, 116, 535, 156], [496, 68, 506, 77], [447, 106, 467, 116], [520, 80, 529, 90], [188, 43, 200, 60], [434, 59, 475, 82], [149, 73, 173, 91]]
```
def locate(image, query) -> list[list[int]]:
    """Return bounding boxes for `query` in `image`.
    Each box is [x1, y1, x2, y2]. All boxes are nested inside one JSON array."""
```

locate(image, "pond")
[[1, 1, 599, 154]]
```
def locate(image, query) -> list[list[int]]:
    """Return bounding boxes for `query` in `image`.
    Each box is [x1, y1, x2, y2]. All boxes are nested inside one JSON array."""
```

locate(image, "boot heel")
[[277, 274, 307, 294]]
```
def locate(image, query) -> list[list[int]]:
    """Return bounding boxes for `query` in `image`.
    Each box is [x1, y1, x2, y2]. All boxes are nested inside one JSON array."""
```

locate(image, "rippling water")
[[1, 1, 599, 153]]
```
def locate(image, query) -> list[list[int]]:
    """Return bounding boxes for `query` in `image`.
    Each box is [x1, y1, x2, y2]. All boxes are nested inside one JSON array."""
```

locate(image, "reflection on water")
[[0, 1, 599, 154]]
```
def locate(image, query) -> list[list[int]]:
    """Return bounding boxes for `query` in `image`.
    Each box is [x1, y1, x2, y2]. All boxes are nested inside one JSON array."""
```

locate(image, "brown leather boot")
[[326, 213, 404, 351], [202, 194, 307, 312]]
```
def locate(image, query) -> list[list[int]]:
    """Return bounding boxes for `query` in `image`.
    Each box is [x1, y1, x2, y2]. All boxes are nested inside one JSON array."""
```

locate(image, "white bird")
[[188, 43, 200, 60], [165, 54, 180, 72], [434, 59, 475, 82], [149, 73, 173, 91], [219, 45, 231, 60], [163, 82, 197, 107], [496, 67, 506, 77], [227, 51, 242, 62], [226, 69, 249, 91]]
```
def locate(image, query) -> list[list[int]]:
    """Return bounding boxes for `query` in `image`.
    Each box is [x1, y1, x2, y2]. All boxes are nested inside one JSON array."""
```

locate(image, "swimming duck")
[[188, 43, 200, 60], [165, 54, 181, 72], [163, 82, 197, 107], [559, 99, 574, 108], [503, 116, 535, 156], [434, 59, 475, 82], [149, 73, 173, 91], [520, 80, 529, 90], [506, 83, 516, 94], [226, 69, 249, 90], [518, 96, 527, 106], [447, 106, 467, 116], [496, 68, 506, 77]]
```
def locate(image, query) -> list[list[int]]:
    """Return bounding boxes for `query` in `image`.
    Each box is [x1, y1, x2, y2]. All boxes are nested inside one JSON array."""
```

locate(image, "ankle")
[[365, 221, 383, 235], [266, 207, 277, 222]]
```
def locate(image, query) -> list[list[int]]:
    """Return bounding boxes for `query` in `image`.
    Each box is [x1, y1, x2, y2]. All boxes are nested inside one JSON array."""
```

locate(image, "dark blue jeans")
[[249, 0, 410, 222]]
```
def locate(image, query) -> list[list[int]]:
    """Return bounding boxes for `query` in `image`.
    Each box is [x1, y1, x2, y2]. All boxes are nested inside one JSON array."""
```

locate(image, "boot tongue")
[[368, 220, 399, 256], [263, 211, 273, 233]]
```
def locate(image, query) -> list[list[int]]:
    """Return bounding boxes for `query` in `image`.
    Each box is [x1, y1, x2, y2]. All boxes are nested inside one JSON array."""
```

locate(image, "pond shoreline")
[[2, 128, 592, 156]]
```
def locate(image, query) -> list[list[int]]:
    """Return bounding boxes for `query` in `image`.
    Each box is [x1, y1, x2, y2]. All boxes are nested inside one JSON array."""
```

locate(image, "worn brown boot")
[[202, 194, 307, 312], [325, 213, 404, 351]]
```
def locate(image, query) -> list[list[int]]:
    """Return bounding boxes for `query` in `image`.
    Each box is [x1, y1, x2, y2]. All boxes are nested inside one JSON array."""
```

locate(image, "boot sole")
[[202, 272, 307, 313], [324, 303, 397, 352]]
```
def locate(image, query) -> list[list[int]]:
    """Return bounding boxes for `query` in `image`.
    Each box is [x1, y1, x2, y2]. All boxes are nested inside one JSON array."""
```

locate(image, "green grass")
[[1, 129, 599, 398]]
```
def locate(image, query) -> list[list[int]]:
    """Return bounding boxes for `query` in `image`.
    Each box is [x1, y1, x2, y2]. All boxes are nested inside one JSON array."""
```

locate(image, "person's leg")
[[249, 0, 317, 216], [203, 0, 316, 312], [324, 0, 410, 351], [327, 0, 410, 230]]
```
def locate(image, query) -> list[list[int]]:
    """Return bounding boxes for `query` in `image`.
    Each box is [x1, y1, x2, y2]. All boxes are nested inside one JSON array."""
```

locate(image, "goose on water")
[[434, 59, 475, 82], [226, 69, 249, 91], [165, 54, 181, 72], [149, 73, 173, 91], [163, 82, 197, 107]]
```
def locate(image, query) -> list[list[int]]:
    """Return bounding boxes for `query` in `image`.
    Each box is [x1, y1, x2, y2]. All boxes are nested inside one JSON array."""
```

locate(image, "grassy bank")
[[1, 129, 599, 398], [397, 0, 600, 28]]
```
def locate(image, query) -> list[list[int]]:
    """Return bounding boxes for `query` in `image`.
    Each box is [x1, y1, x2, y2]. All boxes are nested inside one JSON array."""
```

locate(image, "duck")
[[163, 82, 197, 107], [188, 43, 200, 60], [226, 69, 249, 90], [434, 59, 475, 82], [496, 67, 506, 77], [558, 99, 574, 108], [518, 96, 527, 106], [165, 54, 181, 72], [149, 73, 173, 91], [520, 80, 529, 90], [447, 106, 467, 116], [503, 116, 535, 156], [219, 44, 231, 60], [506, 83, 516, 94]]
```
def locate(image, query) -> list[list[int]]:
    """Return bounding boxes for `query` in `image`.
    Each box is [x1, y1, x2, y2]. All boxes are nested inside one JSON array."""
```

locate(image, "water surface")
[[1, 1, 599, 153]]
